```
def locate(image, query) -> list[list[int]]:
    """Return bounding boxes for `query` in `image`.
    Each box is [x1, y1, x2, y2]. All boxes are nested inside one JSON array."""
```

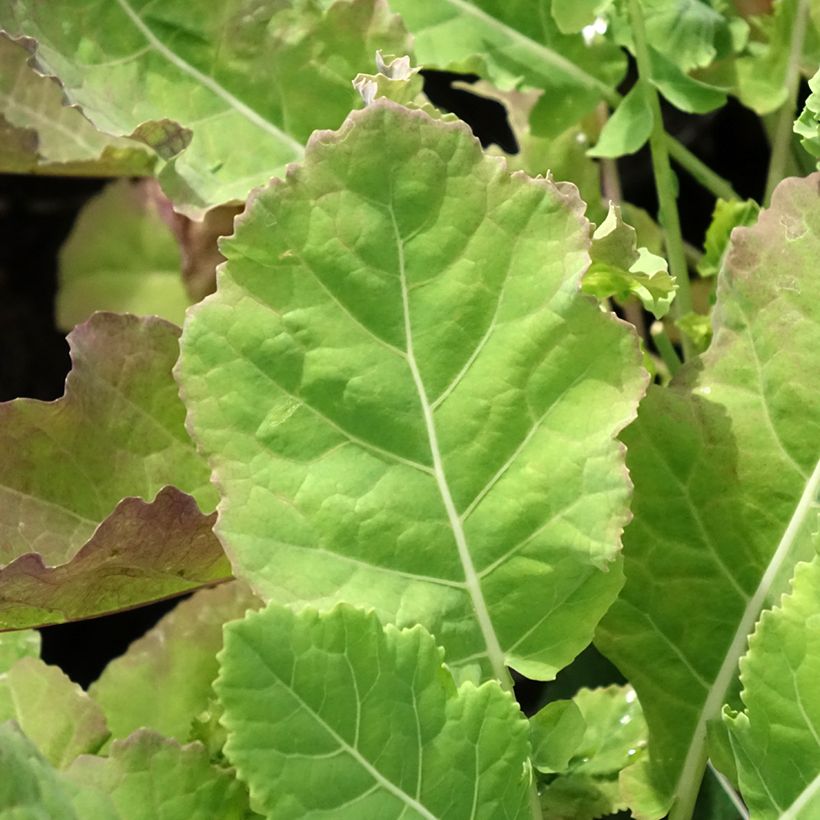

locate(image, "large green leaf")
[[1, 0, 410, 215], [57, 180, 190, 331], [0, 33, 154, 176], [596, 173, 820, 818], [64, 731, 253, 820], [90, 582, 259, 744], [216, 603, 531, 819], [795, 67, 820, 167], [387, 0, 626, 137], [0, 659, 108, 769], [178, 101, 647, 684], [0, 722, 78, 820], [0, 313, 229, 628], [724, 557, 820, 819]]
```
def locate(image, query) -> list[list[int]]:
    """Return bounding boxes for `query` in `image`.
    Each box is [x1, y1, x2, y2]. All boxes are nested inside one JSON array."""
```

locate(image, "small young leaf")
[[90, 582, 260, 744], [724, 557, 820, 819], [530, 700, 586, 774], [587, 85, 653, 158], [675, 311, 713, 353], [0, 659, 109, 768], [178, 101, 647, 684], [584, 203, 677, 318], [698, 198, 760, 279], [216, 603, 531, 819], [57, 180, 190, 331], [64, 730, 253, 820], [794, 68, 820, 167], [551, 0, 614, 34], [537, 685, 648, 820]]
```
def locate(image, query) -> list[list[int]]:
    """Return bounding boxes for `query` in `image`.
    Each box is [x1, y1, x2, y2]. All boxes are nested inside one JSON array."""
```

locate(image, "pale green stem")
[[667, 139, 740, 202], [650, 321, 682, 376], [763, 0, 810, 204], [627, 0, 693, 359]]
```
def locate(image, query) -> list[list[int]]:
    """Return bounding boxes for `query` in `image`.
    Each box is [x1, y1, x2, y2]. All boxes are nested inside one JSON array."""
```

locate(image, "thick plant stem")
[[763, 0, 810, 204], [627, 0, 693, 360]]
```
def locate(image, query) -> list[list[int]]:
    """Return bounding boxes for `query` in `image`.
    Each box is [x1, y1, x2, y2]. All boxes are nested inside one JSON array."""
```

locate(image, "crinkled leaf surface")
[[64, 730, 253, 820], [0, 313, 228, 628], [0, 33, 153, 176], [596, 173, 820, 818], [91, 582, 259, 743], [0, 313, 215, 564], [178, 101, 646, 683], [216, 603, 531, 819], [584, 203, 676, 318], [0, 488, 228, 630], [795, 67, 820, 166], [0, 659, 108, 769], [537, 685, 648, 820], [0, 0, 409, 215], [57, 180, 189, 331], [0, 722, 78, 820], [387, 0, 626, 137], [724, 557, 820, 819]]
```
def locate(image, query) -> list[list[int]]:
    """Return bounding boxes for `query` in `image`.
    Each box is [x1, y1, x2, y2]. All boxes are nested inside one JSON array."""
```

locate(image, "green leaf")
[[1, 0, 410, 215], [647, 48, 727, 114], [613, 0, 739, 73], [724, 557, 820, 819], [64, 730, 253, 820], [0, 660, 108, 768], [0, 313, 228, 628], [0, 33, 154, 176], [0, 488, 228, 630], [587, 84, 653, 158], [0, 722, 79, 820], [57, 180, 190, 332], [734, 0, 820, 115], [178, 101, 647, 683], [0, 632, 40, 674], [530, 700, 586, 774], [90, 582, 260, 744], [387, 0, 626, 137], [216, 603, 531, 819], [675, 311, 713, 354], [583, 203, 677, 318], [551, 0, 615, 33], [456, 80, 605, 223], [537, 685, 648, 820], [698, 198, 761, 278], [795, 68, 820, 167], [596, 173, 820, 818]]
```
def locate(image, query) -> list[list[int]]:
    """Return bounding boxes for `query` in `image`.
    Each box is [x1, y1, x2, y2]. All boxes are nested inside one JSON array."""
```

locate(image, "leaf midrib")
[[670, 457, 820, 819], [390, 205, 510, 689], [112, 0, 303, 154]]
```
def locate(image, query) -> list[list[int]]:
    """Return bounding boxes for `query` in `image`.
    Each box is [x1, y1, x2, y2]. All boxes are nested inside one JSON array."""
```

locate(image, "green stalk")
[[667, 139, 740, 201], [651, 321, 682, 376], [627, 0, 693, 360], [763, 0, 810, 204]]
